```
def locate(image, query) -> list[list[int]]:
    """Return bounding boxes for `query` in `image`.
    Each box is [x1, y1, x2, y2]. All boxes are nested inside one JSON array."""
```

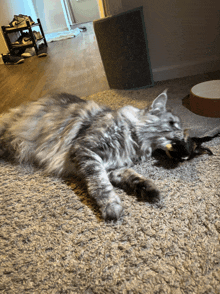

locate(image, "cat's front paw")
[[135, 180, 160, 203], [102, 202, 123, 221]]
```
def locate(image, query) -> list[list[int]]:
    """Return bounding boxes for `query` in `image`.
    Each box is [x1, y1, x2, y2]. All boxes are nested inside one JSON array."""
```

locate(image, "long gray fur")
[[0, 91, 183, 220]]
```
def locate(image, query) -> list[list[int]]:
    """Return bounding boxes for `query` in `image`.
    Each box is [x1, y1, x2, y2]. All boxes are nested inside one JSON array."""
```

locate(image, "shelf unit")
[[1, 18, 48, 55]]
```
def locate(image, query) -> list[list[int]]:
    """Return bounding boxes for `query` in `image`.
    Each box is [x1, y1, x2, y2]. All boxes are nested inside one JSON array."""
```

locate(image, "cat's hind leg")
[[108, 168, 160, 203]]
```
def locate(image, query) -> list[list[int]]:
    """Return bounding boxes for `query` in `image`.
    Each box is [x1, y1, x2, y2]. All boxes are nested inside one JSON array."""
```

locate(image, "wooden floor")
[[0, 22, 109, 114]]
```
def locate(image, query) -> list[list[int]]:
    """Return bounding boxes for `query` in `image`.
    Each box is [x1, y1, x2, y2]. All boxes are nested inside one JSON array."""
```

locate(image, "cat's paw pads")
[[103, 202, 123, 221], [136, 180, 160, 203]]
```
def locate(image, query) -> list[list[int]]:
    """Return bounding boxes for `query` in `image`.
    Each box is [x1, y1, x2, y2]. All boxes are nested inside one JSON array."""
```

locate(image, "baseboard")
[[152, 55, 220, 81]]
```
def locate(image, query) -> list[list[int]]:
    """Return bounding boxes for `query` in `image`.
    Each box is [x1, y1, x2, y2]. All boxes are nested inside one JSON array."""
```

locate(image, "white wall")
[[32, 0, 68, 34], [0, 32, 8, 54], [0, 0, 38, 23], [70, 0, 100, 23], [143, 0, 220, 81], [106, 0, 220, 81], [102, 0, 123, 17]]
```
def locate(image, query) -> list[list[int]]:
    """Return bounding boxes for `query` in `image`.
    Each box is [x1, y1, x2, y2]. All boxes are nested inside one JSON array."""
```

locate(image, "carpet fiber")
[[1, 84, 220, 293]]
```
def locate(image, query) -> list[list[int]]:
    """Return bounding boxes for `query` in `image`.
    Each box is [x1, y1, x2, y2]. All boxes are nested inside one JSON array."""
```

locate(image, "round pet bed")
[[190, 80, 220, 117]]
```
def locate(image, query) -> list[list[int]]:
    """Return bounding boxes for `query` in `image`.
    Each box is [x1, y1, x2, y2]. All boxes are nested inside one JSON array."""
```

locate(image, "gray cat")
[[0, 90, 183, 220]]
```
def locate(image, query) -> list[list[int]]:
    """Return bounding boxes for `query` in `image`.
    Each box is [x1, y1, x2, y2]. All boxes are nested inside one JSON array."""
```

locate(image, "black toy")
[[166, 130, 213, 161]]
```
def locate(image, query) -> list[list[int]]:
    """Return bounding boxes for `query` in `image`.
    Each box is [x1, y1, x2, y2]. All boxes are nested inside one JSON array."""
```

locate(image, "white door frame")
[[60, 0, 76, 30]]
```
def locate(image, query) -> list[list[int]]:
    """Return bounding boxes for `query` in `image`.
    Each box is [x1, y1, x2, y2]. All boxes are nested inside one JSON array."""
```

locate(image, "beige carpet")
[[1, 80, 220, 293]]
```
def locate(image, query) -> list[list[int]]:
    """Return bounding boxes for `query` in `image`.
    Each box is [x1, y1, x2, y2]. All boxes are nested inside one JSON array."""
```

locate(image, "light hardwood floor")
[[0, 22, 109, 114]]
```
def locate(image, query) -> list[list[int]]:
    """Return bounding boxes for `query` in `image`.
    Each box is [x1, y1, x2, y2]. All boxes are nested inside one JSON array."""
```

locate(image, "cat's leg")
[[71, 147, 123, 220], [108, 168, 160, 202]]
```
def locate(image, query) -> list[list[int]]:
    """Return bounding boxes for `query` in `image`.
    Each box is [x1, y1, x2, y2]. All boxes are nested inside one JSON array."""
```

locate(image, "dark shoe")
[[12, 32, 35, 45], [13, 31, 41, 47], [37, 44, 48, 57], [9, 14, 34, 28], [2, 54, 24, 64], [79, 26, 87, 32], [21, 47, 36, 58], [33, 31, 43, 40]]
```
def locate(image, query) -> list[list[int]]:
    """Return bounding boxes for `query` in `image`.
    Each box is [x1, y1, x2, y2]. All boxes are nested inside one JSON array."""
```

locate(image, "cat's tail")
[[0, 113, 12, 158], [0, 115, 6, 157]]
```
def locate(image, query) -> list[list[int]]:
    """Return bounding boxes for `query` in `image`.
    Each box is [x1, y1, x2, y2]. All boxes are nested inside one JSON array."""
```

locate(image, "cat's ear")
[[150, 89, 168, 114]]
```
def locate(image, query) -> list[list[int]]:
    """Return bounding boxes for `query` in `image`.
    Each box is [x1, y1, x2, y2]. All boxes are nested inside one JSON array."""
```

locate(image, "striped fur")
[[0, 91, 183, 220]]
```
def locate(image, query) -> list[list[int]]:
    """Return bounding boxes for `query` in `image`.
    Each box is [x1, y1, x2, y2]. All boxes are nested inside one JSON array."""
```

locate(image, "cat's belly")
[[60, 152, 134, 176], [103, 152, 136, 171]]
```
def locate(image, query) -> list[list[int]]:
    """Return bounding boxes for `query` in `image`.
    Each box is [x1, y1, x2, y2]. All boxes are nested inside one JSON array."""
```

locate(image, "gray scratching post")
[[93, 6, 154, 90]]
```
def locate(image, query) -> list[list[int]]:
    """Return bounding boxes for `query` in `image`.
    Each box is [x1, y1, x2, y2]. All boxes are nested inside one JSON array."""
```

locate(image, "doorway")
[[61, 0, 105, 28]]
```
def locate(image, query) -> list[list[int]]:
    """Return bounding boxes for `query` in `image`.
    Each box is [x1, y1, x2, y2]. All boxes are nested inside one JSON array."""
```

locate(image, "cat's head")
[[148, 90, 182, 139], [138, 90, 183, 156]]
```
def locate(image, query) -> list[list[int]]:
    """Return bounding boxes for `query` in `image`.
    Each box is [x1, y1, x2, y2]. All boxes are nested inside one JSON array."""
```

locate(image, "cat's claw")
[[103, 202, 123, 221]]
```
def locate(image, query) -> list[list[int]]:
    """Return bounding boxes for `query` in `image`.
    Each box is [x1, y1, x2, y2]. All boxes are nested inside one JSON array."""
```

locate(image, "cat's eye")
[[169, 121, 174, 126]]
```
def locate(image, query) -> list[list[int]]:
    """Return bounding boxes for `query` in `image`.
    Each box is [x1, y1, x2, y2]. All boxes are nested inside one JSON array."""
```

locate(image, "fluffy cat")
[[0, 90, 183, 220]]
